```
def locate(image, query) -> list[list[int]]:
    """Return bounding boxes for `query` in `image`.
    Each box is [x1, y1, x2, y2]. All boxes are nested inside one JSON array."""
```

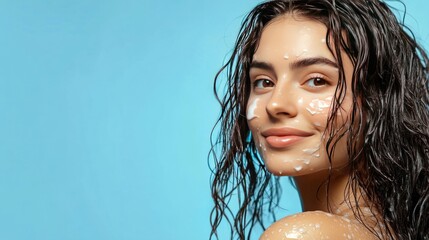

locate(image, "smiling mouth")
[[261, 127, 313, 148]]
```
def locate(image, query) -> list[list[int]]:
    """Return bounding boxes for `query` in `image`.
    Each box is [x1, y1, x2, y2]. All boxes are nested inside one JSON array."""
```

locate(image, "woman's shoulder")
[[259, 211, 377, 240]]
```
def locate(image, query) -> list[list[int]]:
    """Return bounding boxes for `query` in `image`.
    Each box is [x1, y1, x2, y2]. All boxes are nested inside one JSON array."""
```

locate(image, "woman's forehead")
[[253, 15, 335, 63]]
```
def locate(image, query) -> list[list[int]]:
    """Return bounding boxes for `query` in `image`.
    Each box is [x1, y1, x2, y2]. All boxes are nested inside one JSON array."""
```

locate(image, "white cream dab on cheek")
[[247, 98, 260, 120], [297, 158, 311, 165], [313, 121, 322, 127], [303, 147, 318, 155], [303, 158, 311, 165], [306, 97, 332, 115], [302, 146, 320, 158]]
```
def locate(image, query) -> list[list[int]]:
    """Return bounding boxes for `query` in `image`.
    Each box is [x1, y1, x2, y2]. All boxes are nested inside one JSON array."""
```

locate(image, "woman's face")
[[247, 14, 355, 176]]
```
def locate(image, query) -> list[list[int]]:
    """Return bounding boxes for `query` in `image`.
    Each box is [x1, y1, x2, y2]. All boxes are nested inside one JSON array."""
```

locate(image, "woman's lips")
[[265, 135, 307, 148], [261, 127, 313, 148]]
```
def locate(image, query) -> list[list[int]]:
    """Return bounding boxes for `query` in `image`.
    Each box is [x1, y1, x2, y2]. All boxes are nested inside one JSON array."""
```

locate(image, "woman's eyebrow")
[[249, 61, 275, 73], [250, 57, 338, 73], [290, 57, 338, 69]]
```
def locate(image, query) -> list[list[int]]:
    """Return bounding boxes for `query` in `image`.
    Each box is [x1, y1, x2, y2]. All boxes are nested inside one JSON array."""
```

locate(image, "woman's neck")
[[293, 168, 351, 213]]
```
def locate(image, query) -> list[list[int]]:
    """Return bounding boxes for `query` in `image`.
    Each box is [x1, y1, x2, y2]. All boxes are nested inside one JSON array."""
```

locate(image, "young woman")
[[210, 0, 429, 239]]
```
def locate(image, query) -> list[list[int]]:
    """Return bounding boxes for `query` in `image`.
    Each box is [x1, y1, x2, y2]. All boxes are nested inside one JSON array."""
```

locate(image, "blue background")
[[0, 1, 427, 239]]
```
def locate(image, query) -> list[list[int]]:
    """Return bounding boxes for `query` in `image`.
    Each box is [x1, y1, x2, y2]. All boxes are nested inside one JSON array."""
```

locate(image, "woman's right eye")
[[253, 79, 274, 89]]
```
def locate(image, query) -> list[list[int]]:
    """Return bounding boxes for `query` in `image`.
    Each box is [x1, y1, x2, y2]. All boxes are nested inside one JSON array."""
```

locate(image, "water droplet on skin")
[[284, 54, 289, 60], [315, 223, 320, 228], [321, 38, 326, 43], [294, 165, 303, 171], [303, 148, 318, 155], [314, 122, 322, 127]]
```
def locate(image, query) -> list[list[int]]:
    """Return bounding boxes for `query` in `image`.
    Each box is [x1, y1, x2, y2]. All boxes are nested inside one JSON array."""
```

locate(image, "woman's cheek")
[[304, 96, 332, 129], [246, 96, 262, 138], [246, 96, 268, 153], [247, 97, 260, 121]]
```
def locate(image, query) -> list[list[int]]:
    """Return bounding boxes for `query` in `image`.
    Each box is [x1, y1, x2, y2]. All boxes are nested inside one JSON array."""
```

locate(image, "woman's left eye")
[[305, 77, 328, 88]]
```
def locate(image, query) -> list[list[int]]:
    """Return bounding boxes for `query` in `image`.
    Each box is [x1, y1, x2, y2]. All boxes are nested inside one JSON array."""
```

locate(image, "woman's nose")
[[266, 87, 298, 118]]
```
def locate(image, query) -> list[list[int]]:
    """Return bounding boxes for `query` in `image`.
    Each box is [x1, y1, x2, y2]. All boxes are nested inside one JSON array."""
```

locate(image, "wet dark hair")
[[209, 0, 429, 239]]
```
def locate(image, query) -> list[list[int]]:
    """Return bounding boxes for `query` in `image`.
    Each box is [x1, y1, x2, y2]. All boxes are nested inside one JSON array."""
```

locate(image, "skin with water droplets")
[[259, 211, 377, 240]]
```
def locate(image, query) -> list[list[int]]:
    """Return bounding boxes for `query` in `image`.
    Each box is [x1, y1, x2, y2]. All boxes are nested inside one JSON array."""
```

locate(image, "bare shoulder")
[[260, 211, 377, 240]]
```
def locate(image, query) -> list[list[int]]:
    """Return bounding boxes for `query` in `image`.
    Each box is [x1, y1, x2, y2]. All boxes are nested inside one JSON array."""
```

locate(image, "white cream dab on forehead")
[[283, 53, 289, 60], [295, 48, 309, 57], [247, 98, 260, 120]]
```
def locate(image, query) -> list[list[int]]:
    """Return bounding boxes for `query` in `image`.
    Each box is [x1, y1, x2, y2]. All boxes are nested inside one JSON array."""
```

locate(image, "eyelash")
[[253, 79, 275, 89], [304, 75, 329, 88], [251, 74, 330, 90]]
